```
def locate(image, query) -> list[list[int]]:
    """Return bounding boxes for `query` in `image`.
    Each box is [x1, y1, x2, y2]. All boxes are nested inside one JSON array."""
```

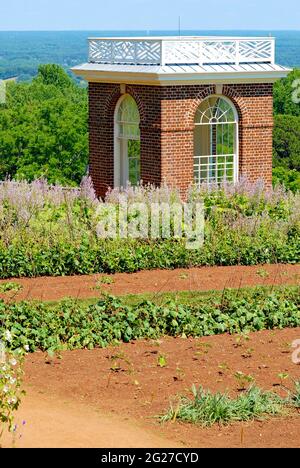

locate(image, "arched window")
[[114, 95, 140, 187], [194, 96, 238, 185]]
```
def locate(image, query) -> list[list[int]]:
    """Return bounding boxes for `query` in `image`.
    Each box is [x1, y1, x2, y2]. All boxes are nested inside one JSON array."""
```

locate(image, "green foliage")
[[289, 381, 300, 408], [273, 114, 300, 171], [0, 65, 88, 185], [0, 282, 22, 293], [273, 69, 300, 190], [0, 180, 299, 279], [35, 64, 75, 88], [273, 167, 300, 193], [0, 333, 27, 441], [0, 286, 299, 353], [162, 385, 284, 426], [274, 69, 300, 117]]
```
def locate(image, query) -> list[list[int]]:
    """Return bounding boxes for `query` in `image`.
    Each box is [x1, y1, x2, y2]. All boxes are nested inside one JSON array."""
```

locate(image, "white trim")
[[72, 66, 290, 86], [113, 96, 122, 187], [113, 94, 140, 188], [194, 95, 239, 185]]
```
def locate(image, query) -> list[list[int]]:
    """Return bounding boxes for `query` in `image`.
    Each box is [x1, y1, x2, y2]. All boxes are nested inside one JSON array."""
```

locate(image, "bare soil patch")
[[1, 263, 299, 302], [15, 327, 300, 448]]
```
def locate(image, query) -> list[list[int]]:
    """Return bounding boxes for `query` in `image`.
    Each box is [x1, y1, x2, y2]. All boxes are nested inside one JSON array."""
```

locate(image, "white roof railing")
[[88, 37, 275, 66]]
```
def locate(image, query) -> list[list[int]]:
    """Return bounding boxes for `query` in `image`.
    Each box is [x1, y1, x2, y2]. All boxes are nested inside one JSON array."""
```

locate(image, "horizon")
[[1, 28, 300, 32]]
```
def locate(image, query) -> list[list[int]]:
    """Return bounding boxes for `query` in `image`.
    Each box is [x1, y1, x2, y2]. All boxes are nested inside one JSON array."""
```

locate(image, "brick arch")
[[186, 85, 215, 127], [102, 86, 122, 123], [221, 85, 250, 125], [186, 85, 250, 127], [102, 86, 147, 127], [125, 86, 147, 124]]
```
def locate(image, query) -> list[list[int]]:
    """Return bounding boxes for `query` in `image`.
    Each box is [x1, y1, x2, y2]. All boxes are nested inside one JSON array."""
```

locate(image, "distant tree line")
[[0, 64, 299, 190]]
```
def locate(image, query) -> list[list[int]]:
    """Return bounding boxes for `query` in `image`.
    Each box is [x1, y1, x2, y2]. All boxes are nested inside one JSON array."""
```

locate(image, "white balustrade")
[[88, 37, 275, 66]]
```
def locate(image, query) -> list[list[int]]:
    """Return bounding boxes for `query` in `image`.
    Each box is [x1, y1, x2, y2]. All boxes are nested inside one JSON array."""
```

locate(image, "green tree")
[[0, 64, 88, 185], [272, 69, 300, 191], [273, 114, 300, 171], [273, 68, 300, 116]]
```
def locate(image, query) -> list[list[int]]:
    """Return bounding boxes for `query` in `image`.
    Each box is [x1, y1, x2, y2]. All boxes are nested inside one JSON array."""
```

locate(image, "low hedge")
[[0, 227, 299, 279]]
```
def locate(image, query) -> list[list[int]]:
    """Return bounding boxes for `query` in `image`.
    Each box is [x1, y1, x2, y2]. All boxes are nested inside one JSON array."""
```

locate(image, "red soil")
[[3, 327, 300, 448], [1, 263, 299, 302], [1, 264, 300, 448]]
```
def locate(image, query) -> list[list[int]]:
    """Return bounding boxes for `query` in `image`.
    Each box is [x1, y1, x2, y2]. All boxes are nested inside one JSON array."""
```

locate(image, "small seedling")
[[179, 273, 189, 280], [234, 331, 250, 348], [281, 342, 292, 354], [241, 348, 254, 359], [277, 372, 289, 383], [218, 362, 230, 375], [44, 348, 62, 364], [195, 342, 212, 355], [94, 276, 114, 289], [0, 282, 22, 293], [174, 365, 185, 381], [100, 276, 114, 284], [256, 268, 269, 278], [157, 354, 167, 368], [109, 351, 133, 373], [234, 371, 255, 390]]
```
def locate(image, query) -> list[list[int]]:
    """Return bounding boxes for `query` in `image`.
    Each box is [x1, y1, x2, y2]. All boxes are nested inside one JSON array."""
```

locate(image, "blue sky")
[[1, 0, 300, 31]]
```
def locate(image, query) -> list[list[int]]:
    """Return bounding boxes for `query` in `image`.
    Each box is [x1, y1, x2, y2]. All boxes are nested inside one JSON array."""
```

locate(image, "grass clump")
[[288, 380, 300, 408], [162, 385, 284, 426]]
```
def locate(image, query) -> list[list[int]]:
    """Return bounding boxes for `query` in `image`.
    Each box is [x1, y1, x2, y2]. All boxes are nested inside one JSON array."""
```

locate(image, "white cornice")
[[72, 66, 290, 86]]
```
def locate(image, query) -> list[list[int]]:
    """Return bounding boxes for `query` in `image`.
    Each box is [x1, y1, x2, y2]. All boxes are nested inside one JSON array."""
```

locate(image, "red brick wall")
[[223, 83, 274, 186], [89, 81, 273, 198]]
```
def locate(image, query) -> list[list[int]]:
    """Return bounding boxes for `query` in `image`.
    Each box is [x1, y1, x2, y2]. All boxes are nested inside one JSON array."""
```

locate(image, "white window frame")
[[194, 95, 239, 186], [114, 94, 140, 188]]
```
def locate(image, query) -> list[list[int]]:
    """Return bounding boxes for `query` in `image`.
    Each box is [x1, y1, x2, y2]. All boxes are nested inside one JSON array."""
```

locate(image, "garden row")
[[1, 286, 299, 353], [0, 179, 299, 278]]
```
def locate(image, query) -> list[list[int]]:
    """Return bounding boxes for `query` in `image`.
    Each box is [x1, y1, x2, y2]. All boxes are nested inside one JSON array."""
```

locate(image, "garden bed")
[[0, 263, 299, 302], [0, 180, 299, 278], [14, 326, 300, 448]]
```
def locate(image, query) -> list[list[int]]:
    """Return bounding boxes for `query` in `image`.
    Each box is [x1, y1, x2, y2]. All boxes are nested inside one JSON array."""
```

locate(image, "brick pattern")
[[89, 82, 273, 198]]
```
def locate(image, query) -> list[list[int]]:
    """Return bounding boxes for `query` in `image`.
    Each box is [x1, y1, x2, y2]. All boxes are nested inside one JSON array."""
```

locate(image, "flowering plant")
[[0, 330, 27, 443]]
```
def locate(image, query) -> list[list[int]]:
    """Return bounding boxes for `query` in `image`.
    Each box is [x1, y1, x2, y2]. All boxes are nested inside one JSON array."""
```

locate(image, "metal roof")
[[74, 62, 289, 75], [72, 61, 291, 85]]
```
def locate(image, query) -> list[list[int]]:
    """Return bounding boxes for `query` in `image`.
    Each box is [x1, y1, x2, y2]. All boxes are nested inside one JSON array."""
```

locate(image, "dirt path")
[[1, 264, 299, 302], [2, 389, 182, 448], [17, 327, 300, 448]]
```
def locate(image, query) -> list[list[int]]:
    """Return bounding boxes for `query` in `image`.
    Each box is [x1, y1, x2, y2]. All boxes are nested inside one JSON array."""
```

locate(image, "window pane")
[[128, 139, 140, 185], [194, 96, 237, 186]]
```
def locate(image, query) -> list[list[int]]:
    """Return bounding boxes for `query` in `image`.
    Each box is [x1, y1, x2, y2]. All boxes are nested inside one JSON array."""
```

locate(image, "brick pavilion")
[[72, 36, 290, 197]]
